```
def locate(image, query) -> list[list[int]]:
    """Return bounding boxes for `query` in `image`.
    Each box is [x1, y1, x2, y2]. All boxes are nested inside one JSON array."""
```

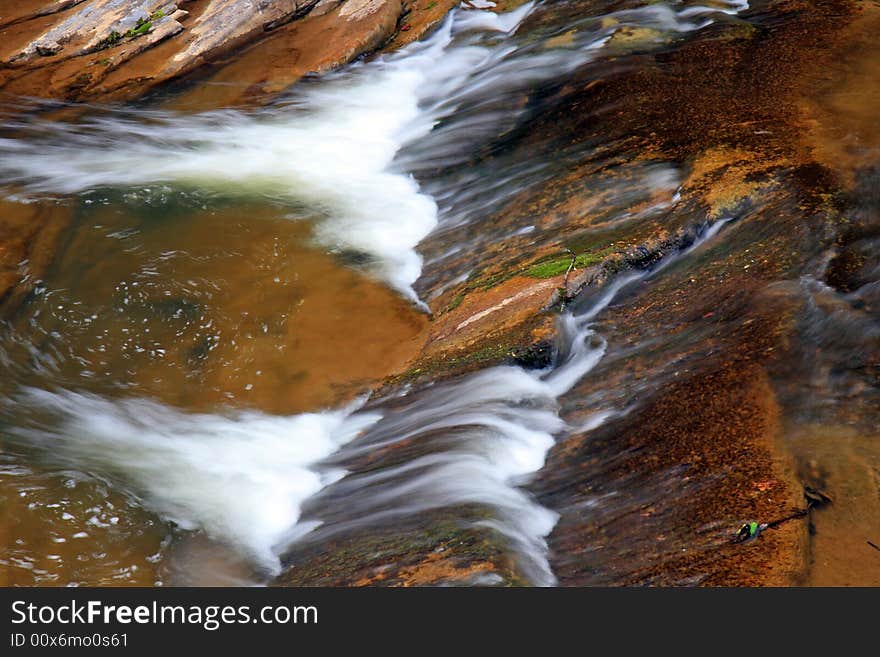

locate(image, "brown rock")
[[0, 0, 411, 103], [165, 0, 403, 109]]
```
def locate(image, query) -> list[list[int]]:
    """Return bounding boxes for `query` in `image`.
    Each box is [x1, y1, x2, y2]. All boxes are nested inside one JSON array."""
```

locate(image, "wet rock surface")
[[1, 0, 879, 587], [293, 0, 877, 586]]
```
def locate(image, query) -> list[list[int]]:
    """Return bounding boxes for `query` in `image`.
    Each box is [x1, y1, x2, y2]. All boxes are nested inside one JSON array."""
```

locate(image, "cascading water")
[[1, 217, 730, 583], [0, 0, 745, 301], [0, 1, 748, 585]]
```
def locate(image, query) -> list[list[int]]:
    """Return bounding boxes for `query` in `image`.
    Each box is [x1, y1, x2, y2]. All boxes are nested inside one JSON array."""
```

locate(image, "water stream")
[[0, 1, 752, 585]]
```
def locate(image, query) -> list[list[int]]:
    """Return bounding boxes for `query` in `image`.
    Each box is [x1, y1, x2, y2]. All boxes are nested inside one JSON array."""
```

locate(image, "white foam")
[[0, 2, 744, 584], [308, 361, 604, 586], [11, 388, 381, 574], [0, 1, 745, 302], [0, 6, 534, 302], [5, 282, 615, 585]]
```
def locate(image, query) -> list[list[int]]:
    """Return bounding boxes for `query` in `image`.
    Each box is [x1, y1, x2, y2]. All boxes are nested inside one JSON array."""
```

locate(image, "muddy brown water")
[[0, 196, 427, 585]]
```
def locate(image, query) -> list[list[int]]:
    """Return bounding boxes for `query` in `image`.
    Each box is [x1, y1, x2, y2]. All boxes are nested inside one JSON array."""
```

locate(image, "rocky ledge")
[[0, 0, 459, 104]]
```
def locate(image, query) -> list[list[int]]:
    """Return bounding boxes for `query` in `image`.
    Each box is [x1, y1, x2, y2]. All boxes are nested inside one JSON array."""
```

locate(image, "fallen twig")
[[804, 485, 833, 508], [766, 508, 809, 529], [733, 508, 809, 543], [559, 248, 577, 312], [868, 540, 880, 553]]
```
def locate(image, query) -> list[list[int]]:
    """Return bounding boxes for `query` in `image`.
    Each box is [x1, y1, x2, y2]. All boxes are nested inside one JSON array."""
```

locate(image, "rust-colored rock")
[[0, 0, 420, 104]]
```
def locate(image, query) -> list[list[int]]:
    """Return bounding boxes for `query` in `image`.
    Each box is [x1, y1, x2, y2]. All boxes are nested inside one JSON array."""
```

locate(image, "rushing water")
[[0, 1, 750, 585], [1, 217, 730, 584], [0, 0, 745, 301]]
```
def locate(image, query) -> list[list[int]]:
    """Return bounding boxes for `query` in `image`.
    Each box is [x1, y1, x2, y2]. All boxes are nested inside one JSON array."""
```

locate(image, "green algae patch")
[[445, 292, 466, 312], [437, 243, 620, 316], [524, 248, 615, 278], [384, 311, 553, 391], [125, 18, 153, 38], [96, 16, 153, 51], [97, 31, 123, 49], [391, 341, 517, 385]]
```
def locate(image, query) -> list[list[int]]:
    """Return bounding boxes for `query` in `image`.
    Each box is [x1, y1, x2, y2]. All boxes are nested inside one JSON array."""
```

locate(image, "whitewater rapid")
[[0, 1, 747, 583], [0, 0, 745, 301], [2, 217, 731, 582]]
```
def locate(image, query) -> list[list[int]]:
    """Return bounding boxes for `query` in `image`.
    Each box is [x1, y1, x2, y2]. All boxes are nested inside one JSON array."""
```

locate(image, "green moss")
[[97, 30, 122, 49], [446, 292, 466, 312], [525, 256, 574, 278], [439, 269, 516, 314], [387, 339, 519, 388], [479, 271, 516, 290], [570, 251, 607, 270], [150, 9, 166, 20], [97, 14, 155, 49], [524, 249, 611, 278], [454, 341, 515, 366], [125, 18, 152, 38], [439, 243, 616, 309]]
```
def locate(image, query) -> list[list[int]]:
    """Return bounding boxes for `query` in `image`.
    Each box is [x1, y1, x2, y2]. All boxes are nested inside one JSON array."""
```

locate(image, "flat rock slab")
[[0, 0, 413, 102], [163, 0, 402, 110]]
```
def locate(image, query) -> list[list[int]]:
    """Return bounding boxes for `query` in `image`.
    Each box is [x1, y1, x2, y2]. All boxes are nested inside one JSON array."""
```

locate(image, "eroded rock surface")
[[0, 0, 425, 102], [2, 0, 879, 588]]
